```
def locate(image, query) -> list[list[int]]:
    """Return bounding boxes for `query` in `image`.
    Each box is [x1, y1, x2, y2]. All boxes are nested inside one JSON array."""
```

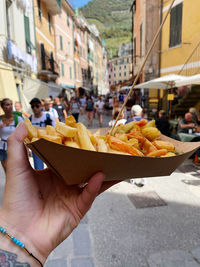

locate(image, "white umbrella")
[[175, 74, 200, 87], [134, 74, 187, 89]]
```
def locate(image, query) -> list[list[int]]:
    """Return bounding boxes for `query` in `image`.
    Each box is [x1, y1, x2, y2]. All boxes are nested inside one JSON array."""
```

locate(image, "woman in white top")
[[0, 98, 23, 171]]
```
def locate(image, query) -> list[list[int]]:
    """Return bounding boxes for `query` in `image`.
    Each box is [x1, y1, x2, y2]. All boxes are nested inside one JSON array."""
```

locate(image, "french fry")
[[31, 137, 39, 142], [142, 127, 161, 141], [37, 129, 47, 138], [76, 123, 95, 151], [161, 152, 176, 157], [108, 149, 131, 155], [153, 140, 175, 152], [41, 134, 62, 144], [65, 115, 76, 127], [24, 118, 37, 139], [106, 135, 144, 156], [147, 149, 167, 157], [64, 140, 80, 148], [97, 138, 108, 152], [55, 122, 77, 137], [46, 125, 58, 136]]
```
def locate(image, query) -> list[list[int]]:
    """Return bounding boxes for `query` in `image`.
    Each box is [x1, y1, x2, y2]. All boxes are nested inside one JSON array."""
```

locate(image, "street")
[[1, 114, 200, 267]]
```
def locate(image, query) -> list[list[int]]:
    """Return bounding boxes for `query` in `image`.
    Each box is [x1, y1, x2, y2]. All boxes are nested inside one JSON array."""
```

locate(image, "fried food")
[[25, 116, 179, 158]]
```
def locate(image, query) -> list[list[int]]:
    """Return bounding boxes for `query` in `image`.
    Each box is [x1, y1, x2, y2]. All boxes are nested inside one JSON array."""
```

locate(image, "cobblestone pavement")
[[1, 115, 200, 266]]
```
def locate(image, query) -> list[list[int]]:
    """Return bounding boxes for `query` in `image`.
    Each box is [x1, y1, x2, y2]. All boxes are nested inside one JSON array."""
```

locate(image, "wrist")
[[0, 214, 46, 266]]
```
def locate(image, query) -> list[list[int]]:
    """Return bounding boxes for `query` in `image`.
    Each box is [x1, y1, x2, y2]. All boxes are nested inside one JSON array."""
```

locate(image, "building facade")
[[0, 0, 37, 101], [131, 0, 160, 109], [34, 0, 61, 83], [53, 0, 75, 90]]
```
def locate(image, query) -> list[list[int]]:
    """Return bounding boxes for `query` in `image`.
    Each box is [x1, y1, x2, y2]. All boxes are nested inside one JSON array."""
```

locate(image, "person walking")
[[85, 96, 94, 127], [70, 97, 80, 122], [95, 96, 105, 127], [53, 96, 67, 122], [44, 97, 59, 122], [29, 98, 56, 170], [0, 98, 23, 172]]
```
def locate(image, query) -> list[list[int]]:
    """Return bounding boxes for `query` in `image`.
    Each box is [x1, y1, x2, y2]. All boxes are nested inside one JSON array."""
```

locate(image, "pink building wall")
[[53, 2, 75, 89]]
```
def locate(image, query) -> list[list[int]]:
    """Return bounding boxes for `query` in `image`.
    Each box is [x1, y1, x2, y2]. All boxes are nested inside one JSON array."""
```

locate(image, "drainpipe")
[[158, 0, 163, 111]]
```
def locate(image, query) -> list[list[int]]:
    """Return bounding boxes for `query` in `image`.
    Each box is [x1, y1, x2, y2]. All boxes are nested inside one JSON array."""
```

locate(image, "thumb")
[[7, 122, 31, 176]]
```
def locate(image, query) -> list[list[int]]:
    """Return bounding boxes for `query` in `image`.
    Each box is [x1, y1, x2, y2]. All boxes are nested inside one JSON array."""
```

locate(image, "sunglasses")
[[31, 104, 40, 109]]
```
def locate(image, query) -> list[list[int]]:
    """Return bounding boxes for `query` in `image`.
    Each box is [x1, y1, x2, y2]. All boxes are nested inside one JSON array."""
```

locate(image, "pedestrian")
[[156, 110, 170, 136], [29, 97, 56, 170], [44, 97, 59, 122], [70, 97, 80, 122], [108, 108, 126, 127], [14, 101, 30, 118], [0, 122, 118, 266], [0, 98, 23, 172], [126, 104, 143, 123], [80, 96, 86, 115], [85, 96, 94, 127], [53, 96, 67, 122], [95, 96, 105, 127]]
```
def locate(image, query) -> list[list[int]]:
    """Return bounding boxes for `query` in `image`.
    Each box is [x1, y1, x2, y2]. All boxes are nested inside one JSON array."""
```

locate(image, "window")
[[37, 0, 42, 21], [48, 13, 52, 33], [124, 65, 126, 69], [119, 66, 121, 70], [109, 74, 111, 79], [70, 67, 72, 79], [134, 38, 136, 64], [127, 58, 129, 63], [74, 62, 76, 79], [111, 68, 113, 72], [6, 0, 11, 39], [60, 35, 63, 50], [24, 15, 31, 54], [40, 43, 46, 70], [114, 74, 116, 77], [124, 72, 126, 76], [169, 3, 183, 47], [67, 13, 70, 26], [68, 42, 70, 56], [119, 73, 121, 77], [140, 24, 143, 57], [61, 63, 64, 77]]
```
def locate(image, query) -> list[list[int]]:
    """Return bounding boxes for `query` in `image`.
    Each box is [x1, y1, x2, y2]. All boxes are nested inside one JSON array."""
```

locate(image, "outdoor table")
[[178, 132, 200, 142]]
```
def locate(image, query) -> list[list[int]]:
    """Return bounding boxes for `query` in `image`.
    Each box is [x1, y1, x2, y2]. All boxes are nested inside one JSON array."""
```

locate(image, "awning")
[[134, 74, 187, 89], [22, 77, 48, 113], [175, 74, 200, 87], [0, 65, 19, 101]]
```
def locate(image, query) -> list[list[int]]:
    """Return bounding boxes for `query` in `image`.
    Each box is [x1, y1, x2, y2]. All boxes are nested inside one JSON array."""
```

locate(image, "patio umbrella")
[[175, 74, 200, 87], [134, 74, 187, 89]]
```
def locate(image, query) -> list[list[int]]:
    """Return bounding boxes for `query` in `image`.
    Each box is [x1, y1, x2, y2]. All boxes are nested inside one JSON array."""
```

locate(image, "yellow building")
[[34, 0, 61, 82], [160, 0, 200, 114]]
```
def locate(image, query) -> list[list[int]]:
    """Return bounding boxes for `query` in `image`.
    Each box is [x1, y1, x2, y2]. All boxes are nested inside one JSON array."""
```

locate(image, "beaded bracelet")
[[0, 226, 43, 266]]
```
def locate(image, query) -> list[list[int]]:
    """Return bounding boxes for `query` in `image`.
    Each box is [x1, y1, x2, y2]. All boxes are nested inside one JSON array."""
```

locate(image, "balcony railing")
[[39, 55, 59, 81], [42, 0, 61, 15]]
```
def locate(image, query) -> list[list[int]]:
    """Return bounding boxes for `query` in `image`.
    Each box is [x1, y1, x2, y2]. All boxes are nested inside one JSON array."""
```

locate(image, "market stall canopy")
[[134, 74, 187, 89], [175, 74, 200, 87]]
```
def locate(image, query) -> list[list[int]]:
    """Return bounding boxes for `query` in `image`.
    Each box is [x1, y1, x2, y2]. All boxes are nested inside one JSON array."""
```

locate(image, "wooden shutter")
[[40, 43, 46, 70], [169, 3, 182, 47], [24, 15, 31, 54]]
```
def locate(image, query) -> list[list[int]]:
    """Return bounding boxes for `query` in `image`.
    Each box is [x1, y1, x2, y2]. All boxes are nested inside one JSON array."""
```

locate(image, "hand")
[[0, 123, 118, 264]]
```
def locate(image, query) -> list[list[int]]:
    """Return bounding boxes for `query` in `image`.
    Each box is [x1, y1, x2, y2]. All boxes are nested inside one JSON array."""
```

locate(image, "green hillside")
[[80, 0, 133, 59]]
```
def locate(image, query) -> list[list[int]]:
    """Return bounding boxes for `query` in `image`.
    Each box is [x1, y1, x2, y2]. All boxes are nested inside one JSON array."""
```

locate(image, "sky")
[[72, 0, 92, 8]]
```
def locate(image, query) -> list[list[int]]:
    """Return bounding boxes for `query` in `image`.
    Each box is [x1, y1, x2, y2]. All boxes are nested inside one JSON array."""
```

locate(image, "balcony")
[[42, 0, 61, 15], [38, 55, 59, 81]]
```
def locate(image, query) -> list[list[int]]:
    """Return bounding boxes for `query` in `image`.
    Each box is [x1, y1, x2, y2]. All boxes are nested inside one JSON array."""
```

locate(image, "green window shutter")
[[70, 67, 72, 79], [24, 15, 31, 53], [74, 62, 76, 79], [60, 35, 63, 50], [61, 63, 64, 76]]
